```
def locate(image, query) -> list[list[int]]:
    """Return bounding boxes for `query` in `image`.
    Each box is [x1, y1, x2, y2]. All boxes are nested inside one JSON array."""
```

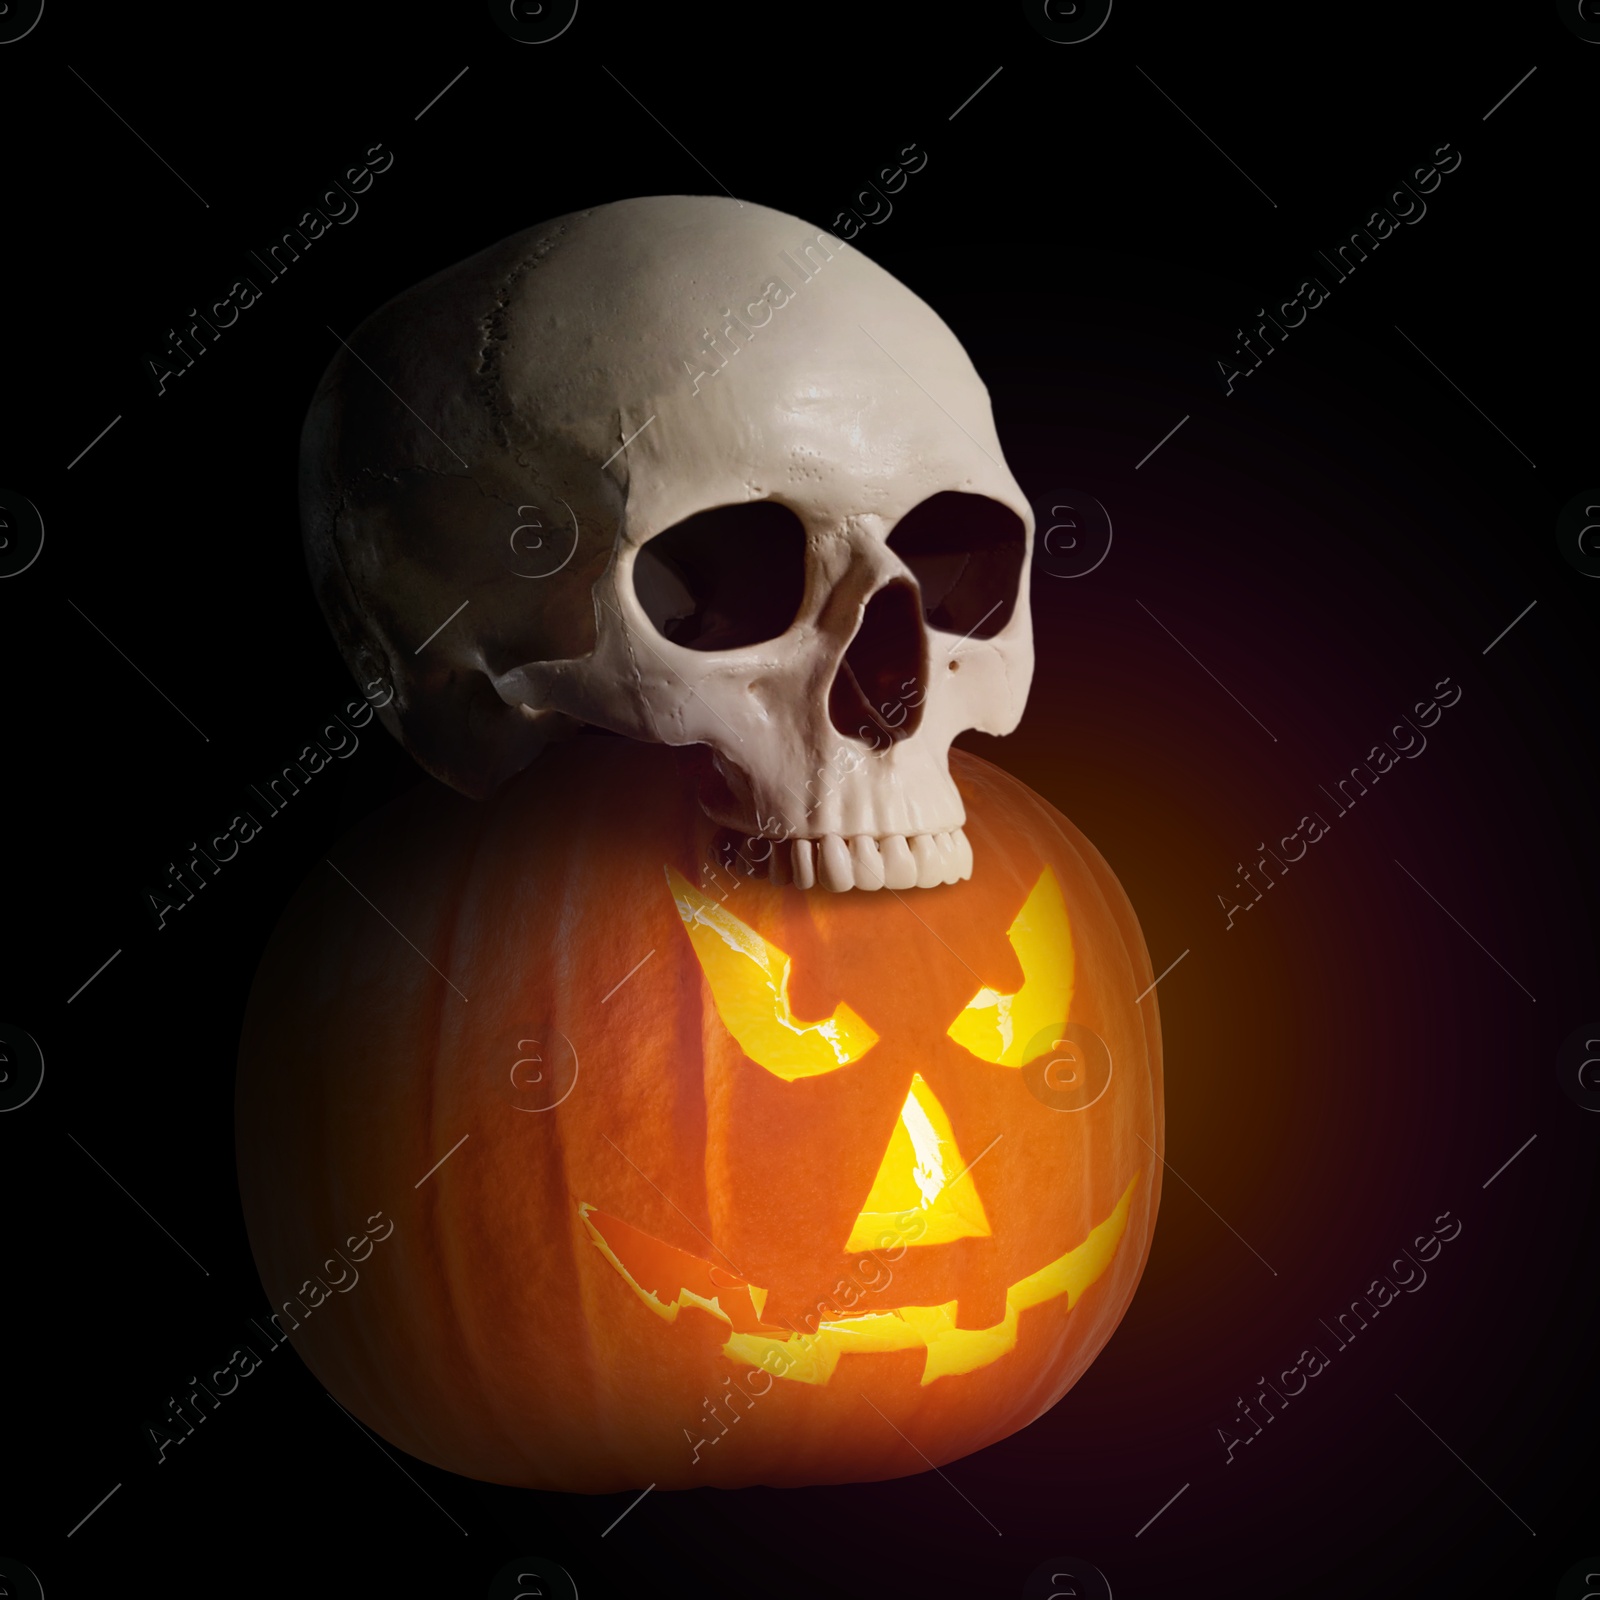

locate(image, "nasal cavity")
[[828, 580, 927, 750]]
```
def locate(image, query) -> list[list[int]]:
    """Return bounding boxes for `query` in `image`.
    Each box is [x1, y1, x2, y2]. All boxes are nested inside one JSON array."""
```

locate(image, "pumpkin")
[[235, 737, 1163, 1491]]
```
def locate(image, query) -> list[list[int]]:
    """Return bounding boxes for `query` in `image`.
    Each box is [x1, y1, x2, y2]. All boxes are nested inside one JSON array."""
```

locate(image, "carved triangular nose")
[[827, 579, 927, 749], [846, 1073, 991, 1251]]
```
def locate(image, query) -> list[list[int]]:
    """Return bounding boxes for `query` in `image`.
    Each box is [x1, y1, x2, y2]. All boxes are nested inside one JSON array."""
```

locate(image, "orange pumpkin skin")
[[235, 738, 1163, 1492]]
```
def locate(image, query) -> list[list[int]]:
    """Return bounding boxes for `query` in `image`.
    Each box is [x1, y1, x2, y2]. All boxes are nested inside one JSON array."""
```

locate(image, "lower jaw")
[[719, 827, 974, 891]]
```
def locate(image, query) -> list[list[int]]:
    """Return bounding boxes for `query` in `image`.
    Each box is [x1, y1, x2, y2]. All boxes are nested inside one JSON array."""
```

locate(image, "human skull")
[[301, 195, 1034, 890]]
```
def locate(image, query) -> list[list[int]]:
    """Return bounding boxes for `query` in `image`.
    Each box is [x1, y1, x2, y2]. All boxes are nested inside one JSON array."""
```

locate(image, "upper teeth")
[[769, 828, 973, 891]]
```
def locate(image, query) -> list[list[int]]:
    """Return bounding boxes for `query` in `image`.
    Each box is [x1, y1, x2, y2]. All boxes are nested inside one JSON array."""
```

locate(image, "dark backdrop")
[[3, 3, 1596, 1597]]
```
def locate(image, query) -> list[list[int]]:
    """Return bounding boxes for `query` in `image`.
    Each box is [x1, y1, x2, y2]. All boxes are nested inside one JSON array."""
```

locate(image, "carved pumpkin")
[[235, 738, 1163, 1491]]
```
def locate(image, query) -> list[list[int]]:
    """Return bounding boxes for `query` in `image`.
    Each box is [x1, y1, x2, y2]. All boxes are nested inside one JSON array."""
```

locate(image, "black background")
[[3, 2, 1596, 1596]]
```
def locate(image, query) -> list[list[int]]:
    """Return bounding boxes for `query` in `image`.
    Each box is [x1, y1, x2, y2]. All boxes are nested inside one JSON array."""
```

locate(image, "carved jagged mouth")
[[578, 1175, 1137, 1386], [752, 827, 973, 891]]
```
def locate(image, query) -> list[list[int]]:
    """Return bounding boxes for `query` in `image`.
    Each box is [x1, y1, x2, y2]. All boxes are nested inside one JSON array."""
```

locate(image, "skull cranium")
[[301, 195, 1034, 890]]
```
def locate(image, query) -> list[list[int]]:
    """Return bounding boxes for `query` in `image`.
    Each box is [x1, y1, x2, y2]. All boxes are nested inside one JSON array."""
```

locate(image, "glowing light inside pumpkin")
[[665, 866, 879, 1079], [591, 863, 1129, 1384], [844, 1072, 990, 1251], [946, 866, 1074, 1066]]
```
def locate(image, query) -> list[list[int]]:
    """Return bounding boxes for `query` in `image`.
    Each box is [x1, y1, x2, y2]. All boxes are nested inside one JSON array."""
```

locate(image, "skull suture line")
[[301, 196, 1035, 890]]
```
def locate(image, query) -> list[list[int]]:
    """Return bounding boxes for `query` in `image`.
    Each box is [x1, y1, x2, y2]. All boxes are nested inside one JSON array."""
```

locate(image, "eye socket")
[[946, 868, 1075, 1067], [666, 867, 878, 1079], [634, 501, 807, 650], [888, 491, 1026, 640]]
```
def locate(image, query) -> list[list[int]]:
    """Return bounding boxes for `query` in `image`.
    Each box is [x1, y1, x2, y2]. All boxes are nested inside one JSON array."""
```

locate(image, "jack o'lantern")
[[235, 737, 1162, 1491]]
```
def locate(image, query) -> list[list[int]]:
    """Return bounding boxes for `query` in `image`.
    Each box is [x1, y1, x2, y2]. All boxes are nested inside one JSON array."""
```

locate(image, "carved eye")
[[888, 491, 1026, 639], [946, 868, 1075, 1066], [666, 868, 878, 1079]]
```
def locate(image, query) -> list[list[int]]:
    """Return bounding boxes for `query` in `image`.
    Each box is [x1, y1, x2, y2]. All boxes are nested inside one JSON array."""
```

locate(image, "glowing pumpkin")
[[235, 738, 1163, 1491]]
